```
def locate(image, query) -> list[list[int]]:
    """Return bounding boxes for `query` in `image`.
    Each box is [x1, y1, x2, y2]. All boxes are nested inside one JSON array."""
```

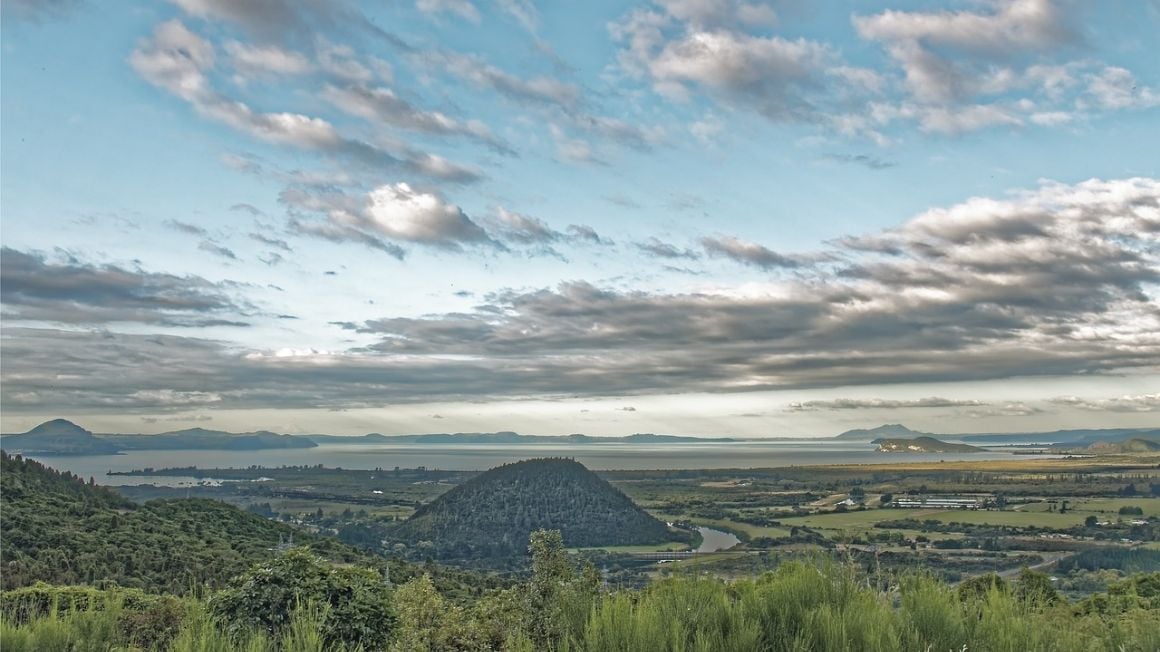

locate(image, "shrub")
[[208, 548, 395, 650]]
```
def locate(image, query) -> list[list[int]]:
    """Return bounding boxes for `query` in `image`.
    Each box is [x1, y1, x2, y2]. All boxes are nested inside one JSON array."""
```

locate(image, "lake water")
[[21, 440, 1053, 487], [695, 527, 740, 553]]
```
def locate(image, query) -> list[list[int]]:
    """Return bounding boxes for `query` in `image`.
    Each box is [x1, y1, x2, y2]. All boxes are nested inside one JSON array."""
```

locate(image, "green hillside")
[[0, 452, 363, 593], [388, 458, 687, 559]]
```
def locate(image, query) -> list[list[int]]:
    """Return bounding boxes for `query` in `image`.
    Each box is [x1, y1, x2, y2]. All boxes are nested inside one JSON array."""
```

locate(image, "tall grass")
[[4, 566, 1159, 651]]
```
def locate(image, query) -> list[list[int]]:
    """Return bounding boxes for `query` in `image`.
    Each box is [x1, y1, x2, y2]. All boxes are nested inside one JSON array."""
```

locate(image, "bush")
[[208, 548, 395, 650]]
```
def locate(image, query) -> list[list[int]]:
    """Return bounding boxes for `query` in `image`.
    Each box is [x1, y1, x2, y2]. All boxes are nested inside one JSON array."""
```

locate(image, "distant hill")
[[0, 419, 120, 455], [834, 424, 929, 441], [964, 428, 1160, 445], [306, 431, 736, 445], [1, 419, 315, 455], [387, 458, 687, 559], [103, 427, 315, 451], [0, 451, 359, 593], [1071, 437, 1160, 454], [833, 424, 1160, 446], [873, 436, 984, 453]]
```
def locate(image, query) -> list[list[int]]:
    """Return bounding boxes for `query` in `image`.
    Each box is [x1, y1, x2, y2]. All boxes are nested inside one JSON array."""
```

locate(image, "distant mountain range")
[[0, 419, 315, 455], [3, 418, 1157, 456], [307, 431, 737, 445], [833, 424, 929, 441], [0, 419, 737, 455], [834, 423, 1160, 446]]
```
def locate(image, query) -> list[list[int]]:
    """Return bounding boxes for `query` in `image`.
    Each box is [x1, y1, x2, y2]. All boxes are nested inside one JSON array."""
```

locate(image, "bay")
[[23, 440, 1056, 486]]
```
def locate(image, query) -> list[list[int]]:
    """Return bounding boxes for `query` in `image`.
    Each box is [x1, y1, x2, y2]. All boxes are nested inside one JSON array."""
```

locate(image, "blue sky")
[[1, 0, 1158, 437]]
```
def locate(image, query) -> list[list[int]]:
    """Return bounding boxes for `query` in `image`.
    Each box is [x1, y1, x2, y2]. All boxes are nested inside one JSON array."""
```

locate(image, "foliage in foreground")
[[4, 536, 1160, 652]]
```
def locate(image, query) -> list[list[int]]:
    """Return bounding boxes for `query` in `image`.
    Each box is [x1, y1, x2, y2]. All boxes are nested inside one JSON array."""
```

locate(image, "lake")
[[22, 440, 1053, 486], [695, 527, 740, 553]]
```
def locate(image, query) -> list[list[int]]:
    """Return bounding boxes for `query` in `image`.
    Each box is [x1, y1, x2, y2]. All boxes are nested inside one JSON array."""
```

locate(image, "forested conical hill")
[[388, 458, 686, 559], [0, 452, 369, 593]]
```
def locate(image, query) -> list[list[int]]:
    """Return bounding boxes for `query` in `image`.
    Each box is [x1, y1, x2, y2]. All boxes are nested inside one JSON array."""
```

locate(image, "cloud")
[[548, 125, 606, 165], [854, 0, 1072, 105], [4, 178, 1157, 413], [1083, 66, 1160, 110], [604, 194, 641, 209], [635, 237, 700, 260], [130, 21, 480, 182], [322, 83, 513, 154], [198, 240, 239, 260], [486, 207, 561, 245], [0, 247, 248, 327], [249, 232, 293, 252], [168, 0, 397, 46], [565, 225, 614, 246], [2, 0, 81, 22], [416, 0, 479, 23], [614, 10, 836, 122], [224, 41, 312, 77], [961, 402, 1043, 418], [1048, 394, 1160, 413], [283, 182, 494, 253], [846, 1, 1157, 136], [822, 153, 895, 170], [419, 50, 581, 109], [165, 219, 210, 237], [787, 397, 985, 411], [701, 235, 803, 269]]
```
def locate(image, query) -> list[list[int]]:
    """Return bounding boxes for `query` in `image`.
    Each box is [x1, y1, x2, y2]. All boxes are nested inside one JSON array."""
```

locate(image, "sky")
[[1, 0, 1158, 438]]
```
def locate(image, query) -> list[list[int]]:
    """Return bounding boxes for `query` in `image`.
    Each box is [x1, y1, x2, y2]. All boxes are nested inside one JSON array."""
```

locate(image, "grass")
[[916, 509, 1086, 529], [1070, 497, 1160, 518], [778, 508, 943, 530]]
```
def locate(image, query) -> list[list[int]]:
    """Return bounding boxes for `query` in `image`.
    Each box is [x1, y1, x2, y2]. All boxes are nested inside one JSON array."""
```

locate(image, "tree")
[[209, 548, 395, 650], [1085, 515, 1100, 528], [879, 493, 894, 505], [523, 529, 600, 648]]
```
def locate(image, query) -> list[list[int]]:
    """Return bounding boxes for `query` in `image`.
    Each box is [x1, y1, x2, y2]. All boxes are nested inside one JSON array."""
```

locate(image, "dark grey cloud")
[[0, 247, 249, 327], [701, 235, 803, 269], [635, 237, 699, 260]]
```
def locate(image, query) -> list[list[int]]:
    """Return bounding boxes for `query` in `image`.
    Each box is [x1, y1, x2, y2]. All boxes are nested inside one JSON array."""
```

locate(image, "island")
[[872, 436, 984, 453]]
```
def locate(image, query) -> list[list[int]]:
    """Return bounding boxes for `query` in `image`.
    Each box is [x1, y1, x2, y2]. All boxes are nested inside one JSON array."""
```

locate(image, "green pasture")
[[1071, 497, 1160, 518]]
